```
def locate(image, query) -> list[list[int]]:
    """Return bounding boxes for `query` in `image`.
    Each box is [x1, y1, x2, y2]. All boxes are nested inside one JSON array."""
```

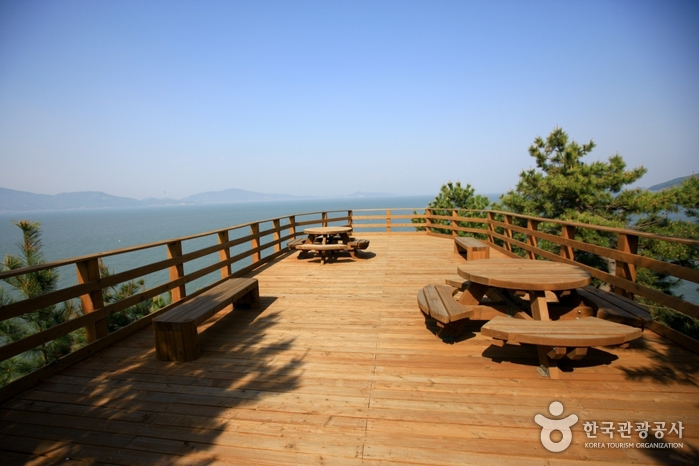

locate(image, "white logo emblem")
[[535, 401, 579, 452]]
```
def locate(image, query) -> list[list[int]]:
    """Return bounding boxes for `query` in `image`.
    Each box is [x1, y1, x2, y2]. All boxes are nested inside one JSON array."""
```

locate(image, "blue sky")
[[1, 0, 697, 200]]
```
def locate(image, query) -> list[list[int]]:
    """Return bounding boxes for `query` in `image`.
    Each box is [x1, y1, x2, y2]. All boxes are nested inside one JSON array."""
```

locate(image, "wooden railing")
[[355, 208, 698, 317], [0, 209, 351, 400], [1, 207, 697, 399]]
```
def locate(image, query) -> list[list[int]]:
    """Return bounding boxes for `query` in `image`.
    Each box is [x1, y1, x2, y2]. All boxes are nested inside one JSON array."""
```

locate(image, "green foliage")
[[498, 127, 647, 223], [0, 221, 167, 386], [495, 127, 699, 337], [649, 306, 699, 341], [1, 221, 85, 385], [413, 181, 490, 236], [98, 260, 156, 333]]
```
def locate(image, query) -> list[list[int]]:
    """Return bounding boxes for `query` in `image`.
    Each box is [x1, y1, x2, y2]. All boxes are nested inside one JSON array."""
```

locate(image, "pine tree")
[[413, 181, 490, 236], [1, 221, 83, 384], [497, 127, 699, 337]]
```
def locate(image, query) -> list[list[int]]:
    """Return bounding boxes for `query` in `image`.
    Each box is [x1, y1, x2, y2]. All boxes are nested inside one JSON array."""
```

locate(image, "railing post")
[[289, 216, 296, 238], [321, 212, 328, 227], [452, 209, 458, 237], [167, 241, 186, 303], [273, 219, 281, 253], [615, 233, 638, 299], [526, 219, 539, 260], [217, 231, 232, 279], [76, 258, 108, 343], [348, 210, 353, 228], [560, 225, 576, 261], [386, 209, 392, 233], [250, 223, 261, 264], [503, 215, 514, 253], [487, 211, 495, 245], [425, 208, 432, 234]]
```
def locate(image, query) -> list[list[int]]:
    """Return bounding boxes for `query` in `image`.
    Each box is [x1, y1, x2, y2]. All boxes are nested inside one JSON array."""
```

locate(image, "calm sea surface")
[[1, 195, 697, 304], [0, 196, 431, 295]]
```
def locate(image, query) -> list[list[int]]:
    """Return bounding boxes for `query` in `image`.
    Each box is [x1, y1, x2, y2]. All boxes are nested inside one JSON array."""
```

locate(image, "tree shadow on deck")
[[616, 334, 699, 387], [0, 295, 307, 465], [639, 440, 699, 466]]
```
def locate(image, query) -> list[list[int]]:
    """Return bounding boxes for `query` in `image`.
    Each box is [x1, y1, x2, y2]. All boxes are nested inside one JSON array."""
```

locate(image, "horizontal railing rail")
[[0, 209, 351, 399], [1, 206, 697, 400]]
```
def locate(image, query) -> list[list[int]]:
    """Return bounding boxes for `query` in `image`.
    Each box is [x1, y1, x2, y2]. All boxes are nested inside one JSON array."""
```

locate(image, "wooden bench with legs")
[[481, 316, 642, 379], [576, 286, 652, 329], [153, 278, 260, 362], [348, 238, 370, 251], [287, 237, 308, 249], [454, 237, 490, 260], [290, 237, 370, 263], [294, 243, 349, 264], [417, 284, 475, 342]]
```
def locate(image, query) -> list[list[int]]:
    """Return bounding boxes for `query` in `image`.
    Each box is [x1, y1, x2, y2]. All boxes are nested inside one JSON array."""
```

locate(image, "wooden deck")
[[1, 234, 698, 465]]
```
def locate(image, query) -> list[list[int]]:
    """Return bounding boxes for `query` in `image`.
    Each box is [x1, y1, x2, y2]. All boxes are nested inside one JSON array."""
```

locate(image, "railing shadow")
[[0, 295, 305, 464]]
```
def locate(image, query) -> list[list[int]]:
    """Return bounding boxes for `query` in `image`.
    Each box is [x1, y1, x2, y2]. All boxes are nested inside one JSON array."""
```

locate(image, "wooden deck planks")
[[1, 234, 698, 465]]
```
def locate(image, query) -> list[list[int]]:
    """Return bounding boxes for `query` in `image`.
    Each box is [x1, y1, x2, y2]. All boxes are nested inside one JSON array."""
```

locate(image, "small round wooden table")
[[303, 226, 353, 245]]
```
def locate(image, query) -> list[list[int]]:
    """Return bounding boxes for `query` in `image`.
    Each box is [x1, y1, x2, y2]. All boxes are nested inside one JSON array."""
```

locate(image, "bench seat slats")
[[482, 316, 642, 347], [454, 237, 489, 260], [153, 278, 259, 362], [287, 238, 307, 248], [577, 286, 652, 328], [417, 284, 475, 324], [295, 244, 349, 251]]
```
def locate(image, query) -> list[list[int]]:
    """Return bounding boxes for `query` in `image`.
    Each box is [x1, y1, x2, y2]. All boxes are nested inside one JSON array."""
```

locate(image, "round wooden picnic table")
[[304, 226, 353, 245], [457, 258, 591, 293], [300, 226, 354, 264], [457, 258, 593, 379]]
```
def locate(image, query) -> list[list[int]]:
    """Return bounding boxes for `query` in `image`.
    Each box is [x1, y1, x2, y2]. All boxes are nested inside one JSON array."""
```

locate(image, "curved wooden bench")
[[418, 284, 475, 341], [348, 239, 370, 250], [294, 243, 349, 251], [482, 316, 642, 347], [577, 286, 652, 329], [454, 237, 489, 260], [287, 237, 308, 249], [481, 316, 642, 378], [294, 243, 349, 264]]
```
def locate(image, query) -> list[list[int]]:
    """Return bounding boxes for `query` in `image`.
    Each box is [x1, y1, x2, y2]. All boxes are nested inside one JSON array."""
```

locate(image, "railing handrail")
[[0, 209, 352, 281], [423, 208, 699, 246]]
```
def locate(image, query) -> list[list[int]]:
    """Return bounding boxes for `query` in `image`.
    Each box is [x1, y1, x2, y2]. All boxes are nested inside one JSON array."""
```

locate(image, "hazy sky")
[[1, 0, 698, 200]]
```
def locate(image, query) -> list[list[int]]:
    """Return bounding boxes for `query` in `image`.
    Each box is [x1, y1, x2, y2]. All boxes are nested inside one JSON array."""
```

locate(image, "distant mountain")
[[0, 187, 395, 212], [340, 192, 395, 198], [648, 175, 696, 191], [181, 188, 305, 204], [0, 187, 145, 212]]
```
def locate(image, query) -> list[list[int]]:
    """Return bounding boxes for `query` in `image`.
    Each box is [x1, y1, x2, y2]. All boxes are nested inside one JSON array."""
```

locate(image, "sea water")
[[0, 196, 431, 296]]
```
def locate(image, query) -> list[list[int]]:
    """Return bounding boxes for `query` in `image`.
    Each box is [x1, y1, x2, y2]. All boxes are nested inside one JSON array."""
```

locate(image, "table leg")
[[529, 290, 560, 379], [537, 346, 560, 380], [529, 290, 550, 321], [458, 283, 489, 305]]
